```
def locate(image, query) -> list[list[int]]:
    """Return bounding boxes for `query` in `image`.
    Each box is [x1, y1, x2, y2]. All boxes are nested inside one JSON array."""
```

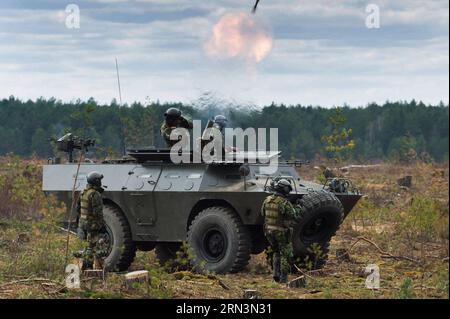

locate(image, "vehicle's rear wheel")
[[293, 190, 344, 270], [102, 203, 136, 271], [187, 206, 251, 274]]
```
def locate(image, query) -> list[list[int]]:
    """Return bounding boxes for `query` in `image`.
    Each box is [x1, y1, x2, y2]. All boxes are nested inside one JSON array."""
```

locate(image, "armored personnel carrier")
[[43, 135, 361, 273]]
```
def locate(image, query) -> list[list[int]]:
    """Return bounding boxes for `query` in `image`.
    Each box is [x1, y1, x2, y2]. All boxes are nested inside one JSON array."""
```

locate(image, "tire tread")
[[187, 206, 251, 273]]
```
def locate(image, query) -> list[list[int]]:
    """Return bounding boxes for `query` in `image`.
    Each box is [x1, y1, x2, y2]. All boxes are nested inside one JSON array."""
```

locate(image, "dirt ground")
[[0, 160, 448, 299]]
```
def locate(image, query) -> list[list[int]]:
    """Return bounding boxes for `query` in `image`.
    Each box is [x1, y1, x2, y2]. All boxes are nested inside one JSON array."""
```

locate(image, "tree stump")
[[124, 270, 150, 291], [397, 176, 412, 188], [287, 276, 307, 288]]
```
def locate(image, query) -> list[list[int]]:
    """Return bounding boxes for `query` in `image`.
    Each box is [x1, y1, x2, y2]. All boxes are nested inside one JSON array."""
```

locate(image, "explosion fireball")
[[204, 12, 273, 63]]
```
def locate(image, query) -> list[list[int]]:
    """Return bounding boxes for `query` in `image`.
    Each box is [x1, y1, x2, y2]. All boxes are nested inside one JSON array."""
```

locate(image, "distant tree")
[[31, 128, 52, 157], [388, 133, 417, 163], [69, 103, 95, 138], [0, 97, 448, 162], [321, 107, 355, 164]]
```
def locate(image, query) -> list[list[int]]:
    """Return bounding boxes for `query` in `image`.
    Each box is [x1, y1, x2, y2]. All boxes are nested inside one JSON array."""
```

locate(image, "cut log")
[[124, 270, 149, 290]]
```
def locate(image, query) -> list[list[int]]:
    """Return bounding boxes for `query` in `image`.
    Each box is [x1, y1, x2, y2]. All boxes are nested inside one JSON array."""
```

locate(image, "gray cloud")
[[0, 0, 448, 106]]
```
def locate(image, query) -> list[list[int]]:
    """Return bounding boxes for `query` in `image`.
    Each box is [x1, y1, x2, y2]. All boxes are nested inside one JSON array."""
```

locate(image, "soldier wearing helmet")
[[75, 171, 107, 270], [161, 107, 193, 147], [213, 115, 227, 133], [261, 178, 301, 283], [206, 114, 237, 156]]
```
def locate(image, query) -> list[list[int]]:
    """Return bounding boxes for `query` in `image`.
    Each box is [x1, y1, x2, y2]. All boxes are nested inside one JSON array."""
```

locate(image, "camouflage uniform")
[[76, 185, 106, 269], [208, 124, 226, 157], [261, 194, 300, 282], [160, 117, 193, 147]]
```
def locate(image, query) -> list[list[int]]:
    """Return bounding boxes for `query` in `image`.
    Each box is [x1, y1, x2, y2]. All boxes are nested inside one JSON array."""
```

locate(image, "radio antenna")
[[115, 58, 123, 105]]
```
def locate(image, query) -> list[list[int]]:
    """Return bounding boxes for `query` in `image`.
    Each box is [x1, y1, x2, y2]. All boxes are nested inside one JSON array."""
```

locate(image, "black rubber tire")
[[293, 190, 344, 270], [155, 243, 182, 267], [187, 206, 251, 274], [103, 204, 136, 271]]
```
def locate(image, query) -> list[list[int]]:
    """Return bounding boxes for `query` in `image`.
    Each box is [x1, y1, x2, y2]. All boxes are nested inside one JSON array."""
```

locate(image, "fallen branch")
[[348, 236, 419, 263], [0, 290, 14, 294], [0, 277, 64, 290], [287, 275, 307, 288], [218, 279, 230, 290], [185, 280, 214, 285], [172, 271, 211, 281], [339, 164, 382, 170], [293, 264, 317, 280]]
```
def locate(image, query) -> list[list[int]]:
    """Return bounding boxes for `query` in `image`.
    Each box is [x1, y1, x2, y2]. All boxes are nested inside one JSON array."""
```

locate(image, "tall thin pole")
[[64, 149, 84, 267], [115, 58, 123, 105], [252, 0, 260, 13]]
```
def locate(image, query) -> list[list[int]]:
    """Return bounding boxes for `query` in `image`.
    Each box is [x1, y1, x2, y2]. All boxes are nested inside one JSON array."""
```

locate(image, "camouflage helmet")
[[274, 178, 292, 195], [87, 171, 103, 187], [213, 115, 228, 129], [164, 107, 182, 118]]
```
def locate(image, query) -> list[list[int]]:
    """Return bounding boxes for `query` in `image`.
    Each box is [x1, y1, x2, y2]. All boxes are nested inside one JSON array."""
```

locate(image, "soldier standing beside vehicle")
[[76, 171, 107, 270], [261, 179, 301, 283], [160, 107, 193, 148]]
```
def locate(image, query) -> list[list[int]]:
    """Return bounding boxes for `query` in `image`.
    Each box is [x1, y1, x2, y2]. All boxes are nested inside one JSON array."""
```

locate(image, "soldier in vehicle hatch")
[[208, 115, 237, 156], [75, 171, 108, 270], [160, 107, 193, 148], [261, 179, 301, 283]]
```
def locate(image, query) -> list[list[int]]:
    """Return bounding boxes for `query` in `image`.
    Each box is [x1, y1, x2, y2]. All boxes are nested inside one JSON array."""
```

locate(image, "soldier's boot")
[[272, 254, 281, 283]]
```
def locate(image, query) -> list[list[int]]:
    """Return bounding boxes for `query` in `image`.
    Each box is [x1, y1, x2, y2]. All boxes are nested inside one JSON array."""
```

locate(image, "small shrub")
[[295, 243, 326, 271], [163, 242, 195, 272], [399, 196, 443, 242], [0, 155, 48, 219], [397, 277, 415, 299], [435, 267, 449, 298]]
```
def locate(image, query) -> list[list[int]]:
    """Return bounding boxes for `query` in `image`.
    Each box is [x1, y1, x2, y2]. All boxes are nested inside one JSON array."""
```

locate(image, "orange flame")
[[205, 12, 273, 63]]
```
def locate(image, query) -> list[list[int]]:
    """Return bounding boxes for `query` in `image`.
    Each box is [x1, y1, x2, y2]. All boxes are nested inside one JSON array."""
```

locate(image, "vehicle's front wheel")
[[292, 190, 344, 270], [102, 203, 136, 271], [187, 206, 251, 274]]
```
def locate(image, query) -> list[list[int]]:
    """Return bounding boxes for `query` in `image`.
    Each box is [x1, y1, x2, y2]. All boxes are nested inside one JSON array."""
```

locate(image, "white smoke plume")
[[204, 12, 273, 64]]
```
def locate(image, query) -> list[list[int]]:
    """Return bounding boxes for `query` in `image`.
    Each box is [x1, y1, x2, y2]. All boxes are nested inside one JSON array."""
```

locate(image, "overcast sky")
[[0, 0, 448, 107]]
